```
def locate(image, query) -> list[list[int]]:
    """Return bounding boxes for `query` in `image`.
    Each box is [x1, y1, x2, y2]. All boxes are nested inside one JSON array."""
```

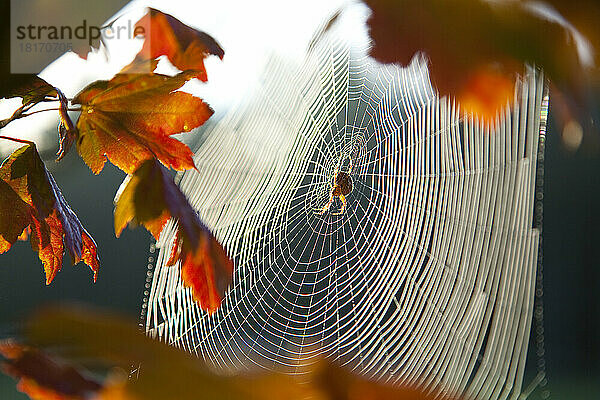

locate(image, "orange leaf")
[[114, 160, 233, 312], [459, 65, 515, 118], [72, 72, 212, 174], [0, 143, 99, 283], [311, 362, 456, 400], [0, 142, 54, 216], [174, 229, 234, 314], [129, 8, 224, 80], [18, 226, 30, 242], [80, 231, 100, 281], [29, 210, 64, 285]]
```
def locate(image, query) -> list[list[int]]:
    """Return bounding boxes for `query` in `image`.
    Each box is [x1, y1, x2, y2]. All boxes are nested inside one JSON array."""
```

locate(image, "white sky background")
[[0, 0, 365, 157]]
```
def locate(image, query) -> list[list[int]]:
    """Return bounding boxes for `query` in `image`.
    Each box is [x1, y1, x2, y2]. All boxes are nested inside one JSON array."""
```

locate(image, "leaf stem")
[[0, 99, 80, 129], [19, 107, 81, 118], [0, 104, 27, 129], [0, 135, 33, 145]]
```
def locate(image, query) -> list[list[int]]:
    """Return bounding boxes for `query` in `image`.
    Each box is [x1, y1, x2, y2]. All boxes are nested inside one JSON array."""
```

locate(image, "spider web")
[[142, 10, 548, 399]]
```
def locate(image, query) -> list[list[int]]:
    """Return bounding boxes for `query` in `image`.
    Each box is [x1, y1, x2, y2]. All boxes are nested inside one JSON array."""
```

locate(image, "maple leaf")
[[128, 8, 224, 81], [114, 159, 233, 313], [0, 142, 99, 284], [72, 71, 212, 174]]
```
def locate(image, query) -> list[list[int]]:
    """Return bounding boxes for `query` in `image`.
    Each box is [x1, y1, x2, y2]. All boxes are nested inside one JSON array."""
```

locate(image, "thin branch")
[[0, 103, 81, 129], [0, 135, 33, 145], [20, 107, 81, 118], [0, 104, 27, 129]]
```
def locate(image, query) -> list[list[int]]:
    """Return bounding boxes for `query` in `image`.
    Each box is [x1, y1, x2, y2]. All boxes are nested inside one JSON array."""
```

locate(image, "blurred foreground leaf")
[[0, 341, 101, 400], [365, 0, 598, 124], [0, 305, 455, 400]]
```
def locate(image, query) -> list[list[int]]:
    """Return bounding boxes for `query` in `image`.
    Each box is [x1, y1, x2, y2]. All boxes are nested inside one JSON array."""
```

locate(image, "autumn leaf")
[[166, 228, 233, 314], [364, 0, 596, 118], [21, 306, 246, 400], [72, 71, 212, 174], [6, 305, 449, 400], [4, 76, 57, 107], [0, 142, 99, 284], [458, 65, 516, 119], [114, 159, 233, 313], [56, 89, 77, 162], [0, 179, 31, 253], [128, 8, 224, 81], [118, 57, 159, 75], [312, 363, 452, 400], [0, 340, 102, 400], [0, 77, 59, 129]]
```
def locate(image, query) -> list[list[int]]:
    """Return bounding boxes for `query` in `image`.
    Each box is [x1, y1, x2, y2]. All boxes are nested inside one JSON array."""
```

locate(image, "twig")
[[0, 104, 28, 129], [20, 107, 81, 118], [0, 97, 80, 129], [0, 135, 33, 145]]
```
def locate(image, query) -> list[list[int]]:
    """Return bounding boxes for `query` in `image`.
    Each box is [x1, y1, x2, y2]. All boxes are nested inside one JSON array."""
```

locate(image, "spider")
[[316, 159, 353, 215]]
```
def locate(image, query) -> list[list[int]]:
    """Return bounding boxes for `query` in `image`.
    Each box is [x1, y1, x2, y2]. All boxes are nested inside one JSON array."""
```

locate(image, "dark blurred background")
[[0, 0, 599, 399]]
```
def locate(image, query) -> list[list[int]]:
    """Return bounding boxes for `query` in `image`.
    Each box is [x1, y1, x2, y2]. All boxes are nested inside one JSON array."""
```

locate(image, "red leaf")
[[0, 143, 99, 283], [129, 8, 224, 80], [0, 340, 102, 400], [114, 160, 233, 313], [72, 71, 212, 174], [46, 172, 99, 282], [29, 210, 64, 285], [168, 229, 233, 314]]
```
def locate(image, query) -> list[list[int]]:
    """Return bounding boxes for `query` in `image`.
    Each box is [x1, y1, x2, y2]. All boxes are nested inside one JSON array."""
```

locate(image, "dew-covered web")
[[143, 10, 548, 399]]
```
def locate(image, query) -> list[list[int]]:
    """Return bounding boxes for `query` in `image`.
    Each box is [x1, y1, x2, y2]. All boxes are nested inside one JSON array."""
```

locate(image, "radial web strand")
[[143, 15, 548, 400]]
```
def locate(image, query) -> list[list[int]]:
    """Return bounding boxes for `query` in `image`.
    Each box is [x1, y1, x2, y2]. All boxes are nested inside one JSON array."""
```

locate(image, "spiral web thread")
[[143, 16, 548, 400]]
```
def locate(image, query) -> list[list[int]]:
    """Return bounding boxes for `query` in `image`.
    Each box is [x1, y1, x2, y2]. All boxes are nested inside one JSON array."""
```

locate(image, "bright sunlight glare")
[[0, 0, 365, 157]]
